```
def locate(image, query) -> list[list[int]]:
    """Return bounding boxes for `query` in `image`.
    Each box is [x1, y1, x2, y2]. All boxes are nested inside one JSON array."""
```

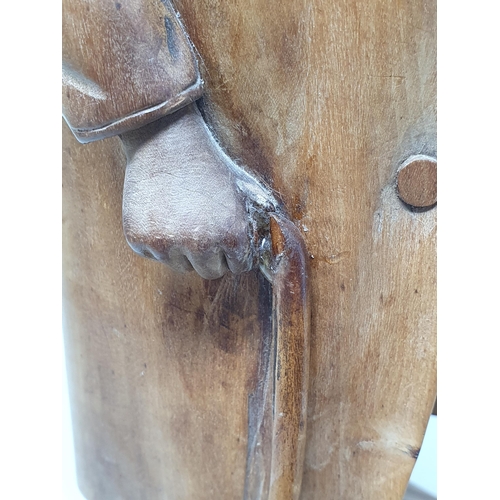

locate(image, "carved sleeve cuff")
[[62, 0, 203, 143]]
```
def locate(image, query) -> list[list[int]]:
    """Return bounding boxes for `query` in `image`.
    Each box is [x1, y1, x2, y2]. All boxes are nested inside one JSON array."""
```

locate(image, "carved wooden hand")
[[62, 0, 279, 280], [120, 103, 310, 500], [120, 103, 277, 279], [63, 1, 310, 498]]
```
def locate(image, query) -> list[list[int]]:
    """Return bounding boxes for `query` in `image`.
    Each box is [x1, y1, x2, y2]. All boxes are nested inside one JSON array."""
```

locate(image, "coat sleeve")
[[62, 0, 203, 143]]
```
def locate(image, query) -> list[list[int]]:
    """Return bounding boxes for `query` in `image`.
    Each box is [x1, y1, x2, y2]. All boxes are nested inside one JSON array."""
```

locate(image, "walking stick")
[[257, 212, 310, 500]]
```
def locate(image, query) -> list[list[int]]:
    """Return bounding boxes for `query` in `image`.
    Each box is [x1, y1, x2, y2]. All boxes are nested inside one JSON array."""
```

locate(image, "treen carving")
[[62, 0, 436, 498], [63, 0, 310, 498]]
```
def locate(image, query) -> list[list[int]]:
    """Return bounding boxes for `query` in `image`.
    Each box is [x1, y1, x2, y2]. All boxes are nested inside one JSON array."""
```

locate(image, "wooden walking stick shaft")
[[265, 213, 310, 500]]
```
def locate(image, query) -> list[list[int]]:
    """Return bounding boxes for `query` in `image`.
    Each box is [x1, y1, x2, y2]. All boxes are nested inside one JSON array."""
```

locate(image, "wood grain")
[[267, 214, 310, 500], [62, 0, 203, 142], [63, 0, 436, 498], [173, 0, 437, 497], [63, 122, 270, 499], [397, 156, 437, 209]]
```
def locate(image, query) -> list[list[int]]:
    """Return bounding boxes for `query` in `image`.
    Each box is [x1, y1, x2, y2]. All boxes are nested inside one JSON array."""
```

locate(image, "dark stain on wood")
[[405, 445, 420, 460], [164, 15, 179, 60], [244, 271, 273, 499]]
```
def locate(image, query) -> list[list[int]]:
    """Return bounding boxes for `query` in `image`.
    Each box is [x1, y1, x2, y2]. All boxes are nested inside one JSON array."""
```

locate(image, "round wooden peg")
[[397, 155, 437, 209]]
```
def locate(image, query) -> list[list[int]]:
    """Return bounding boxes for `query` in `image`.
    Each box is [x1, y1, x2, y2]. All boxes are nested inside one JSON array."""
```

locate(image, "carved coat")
[[62, 0, 203, 143]]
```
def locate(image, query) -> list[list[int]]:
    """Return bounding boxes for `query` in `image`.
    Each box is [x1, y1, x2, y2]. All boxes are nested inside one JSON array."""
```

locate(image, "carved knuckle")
[[123, 218, 169, 259], [122, 207, 253, 273], [122, 216, 144, 244]]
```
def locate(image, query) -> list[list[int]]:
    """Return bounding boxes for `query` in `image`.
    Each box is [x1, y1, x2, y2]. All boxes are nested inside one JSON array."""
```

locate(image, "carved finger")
[[223, 246, 253, 275], [162, 248, 195, 274], [185, 248, 230, 280]]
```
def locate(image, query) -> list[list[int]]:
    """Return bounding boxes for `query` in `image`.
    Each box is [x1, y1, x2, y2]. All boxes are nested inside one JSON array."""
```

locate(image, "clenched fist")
[[120, 103, 276, 279]]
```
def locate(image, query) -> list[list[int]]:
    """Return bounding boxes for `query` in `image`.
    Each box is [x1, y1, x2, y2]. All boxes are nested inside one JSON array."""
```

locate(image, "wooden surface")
[[397, 156, 437, 209], [63, 0, 436, 498], [63, 122, 268, 499], [62, 0, 203, 142], [173, 0, 437, 496], [267, 214, 310, 500]]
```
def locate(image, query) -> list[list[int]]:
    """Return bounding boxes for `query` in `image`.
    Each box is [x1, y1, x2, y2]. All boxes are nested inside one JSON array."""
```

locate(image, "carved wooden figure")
[[62, 0, 436, 498]]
